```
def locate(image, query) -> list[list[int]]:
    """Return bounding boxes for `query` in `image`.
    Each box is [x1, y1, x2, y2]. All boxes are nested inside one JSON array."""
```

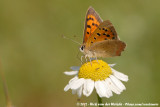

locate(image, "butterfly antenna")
[[0, 59, 13, 107], [62, 35, 81, 45], [76, 50, 83, 64]]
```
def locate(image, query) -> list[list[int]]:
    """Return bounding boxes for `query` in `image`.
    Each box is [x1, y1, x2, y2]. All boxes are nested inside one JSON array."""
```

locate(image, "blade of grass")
[[0, 60, 13, 107]]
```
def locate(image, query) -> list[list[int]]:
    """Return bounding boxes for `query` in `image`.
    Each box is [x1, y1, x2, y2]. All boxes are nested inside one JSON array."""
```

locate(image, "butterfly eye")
[[80, 45, 85, 52]]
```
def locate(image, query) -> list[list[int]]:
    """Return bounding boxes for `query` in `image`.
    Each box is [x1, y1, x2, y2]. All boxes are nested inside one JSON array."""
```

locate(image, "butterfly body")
[[80, 7, 126, 58]]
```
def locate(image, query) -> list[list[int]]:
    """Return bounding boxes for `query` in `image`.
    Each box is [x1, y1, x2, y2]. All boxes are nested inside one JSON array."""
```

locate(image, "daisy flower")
[[64, 60, 128, 98]]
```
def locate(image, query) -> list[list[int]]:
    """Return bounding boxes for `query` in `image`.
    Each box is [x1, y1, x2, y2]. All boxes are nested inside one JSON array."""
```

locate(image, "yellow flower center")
[[78, 60, 112, 81]]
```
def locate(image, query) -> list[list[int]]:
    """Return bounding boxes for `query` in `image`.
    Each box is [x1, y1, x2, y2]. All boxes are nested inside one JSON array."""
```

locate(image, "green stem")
[[0, 59, 13, 107], [97, 93, 103, 107]]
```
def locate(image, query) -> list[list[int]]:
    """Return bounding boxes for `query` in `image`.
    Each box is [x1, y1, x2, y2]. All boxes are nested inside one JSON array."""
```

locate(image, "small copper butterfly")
[[80, 6, 126, 58]]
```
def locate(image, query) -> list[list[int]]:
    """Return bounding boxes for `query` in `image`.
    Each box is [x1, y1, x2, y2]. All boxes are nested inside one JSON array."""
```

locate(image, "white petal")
[[102, 81, 113, 98], [71, 78, 85, 90], [64, 84, 70, 91], [69, 76, 78, 83], [108, 64, 116, 67], [95, 81, 107, 98], [83, 79, 94, 97], [77, 86, 83, 98], [64, 71, 78, 75], [64, 76, 78, 91], [111, 68, 128, 82], [83, 81, 87, 95], [105, 78, 121, 94], [109, 75, 126, 91], [68, 77, 79, 90], [70, 66, 80, 71], [95, 81, 102, 97], [83, 79, 88, 96]]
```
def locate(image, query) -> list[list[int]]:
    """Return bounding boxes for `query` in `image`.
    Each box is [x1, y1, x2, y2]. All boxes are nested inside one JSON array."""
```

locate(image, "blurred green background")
[[0, 0, 160, 107]]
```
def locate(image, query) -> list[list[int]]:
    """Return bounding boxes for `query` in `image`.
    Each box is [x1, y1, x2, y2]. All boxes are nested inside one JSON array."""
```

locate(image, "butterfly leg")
[[81, 56, 84, 64], [93, 52, 99, 64], [95, 56, 100, 64], [89, 57, 92, 66], [85, 55, 88, 62], [94, 54, 99, 64]]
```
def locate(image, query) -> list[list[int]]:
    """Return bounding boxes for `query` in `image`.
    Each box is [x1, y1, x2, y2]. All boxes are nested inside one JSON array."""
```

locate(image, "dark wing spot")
[[91, 41, 93, 43], [106, 35, 110, 37], [105, 38, 107, 40], [105, 29, 108, 32], [102, 28, 105, 30], [95, 24, 98, 27], [97, 33, 101, 36], [87, 17, 93, 21], [103, 33, 106, 35], [87, 25, 91, 28], [86, 18, 90, 21], [92, 23, 95, 26], [112, 37, 115, 39], [94, 37, 96, 40], [87, 32, 89, 34], [99, 28, 101, 30]]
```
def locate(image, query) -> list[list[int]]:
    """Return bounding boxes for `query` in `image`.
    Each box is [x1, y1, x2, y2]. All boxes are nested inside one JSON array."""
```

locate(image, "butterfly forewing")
[[83, 7, 103, 43], [86, 20, 119, 47]]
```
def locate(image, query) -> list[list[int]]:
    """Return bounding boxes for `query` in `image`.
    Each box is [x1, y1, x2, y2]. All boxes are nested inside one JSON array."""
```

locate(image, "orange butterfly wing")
[[83, 7, 103, 43], [86, 20, 119, 47]]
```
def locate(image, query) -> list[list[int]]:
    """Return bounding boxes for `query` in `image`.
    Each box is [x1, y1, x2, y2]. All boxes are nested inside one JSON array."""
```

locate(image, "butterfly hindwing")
[[83, 6, 103, 43], [89, 40, 126, 57]]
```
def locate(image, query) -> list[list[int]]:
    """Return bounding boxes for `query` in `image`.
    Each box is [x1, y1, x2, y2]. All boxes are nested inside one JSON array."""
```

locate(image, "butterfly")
[[80, 6, 126, 59]]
